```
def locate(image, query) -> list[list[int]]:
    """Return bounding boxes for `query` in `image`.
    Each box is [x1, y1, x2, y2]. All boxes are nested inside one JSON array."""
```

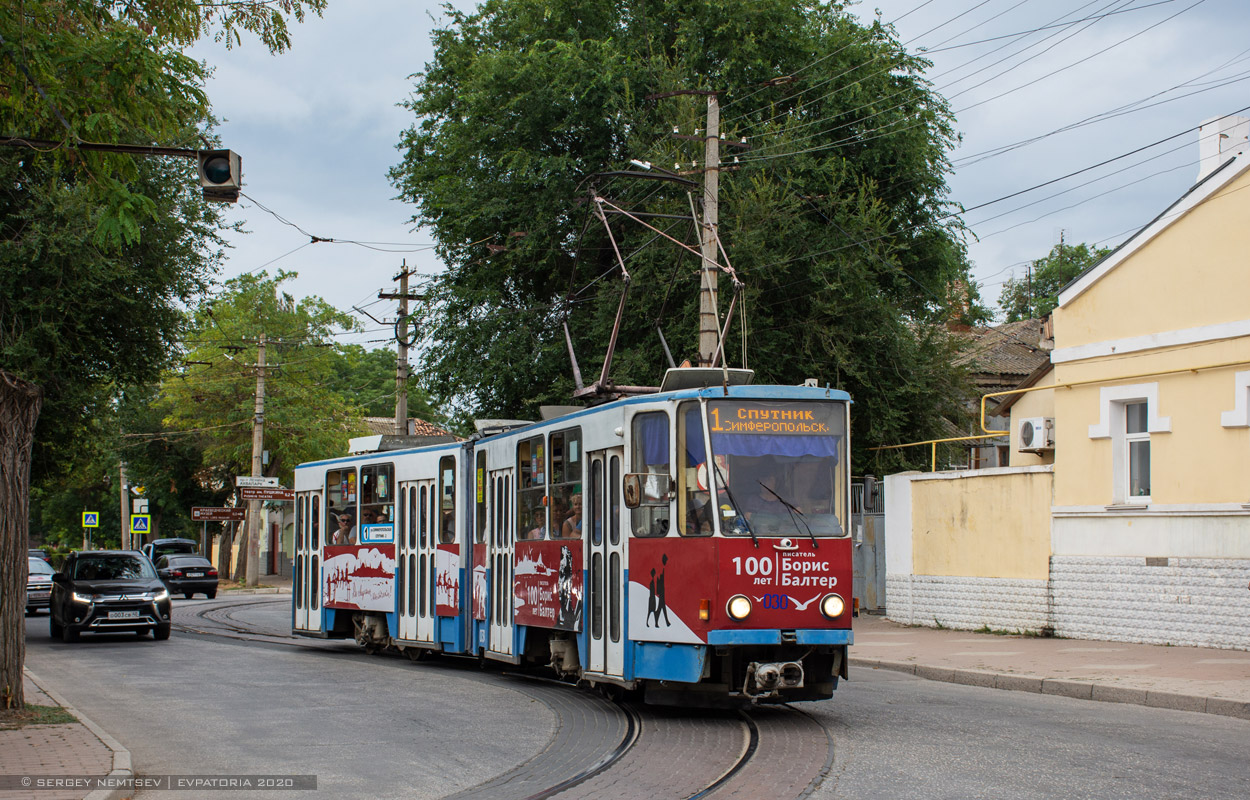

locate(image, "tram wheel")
[[406, 647, 428, 663]]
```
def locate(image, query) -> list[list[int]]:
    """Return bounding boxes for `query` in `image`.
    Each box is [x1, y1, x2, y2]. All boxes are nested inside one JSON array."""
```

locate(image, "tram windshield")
[[705, 399, 847, 538]]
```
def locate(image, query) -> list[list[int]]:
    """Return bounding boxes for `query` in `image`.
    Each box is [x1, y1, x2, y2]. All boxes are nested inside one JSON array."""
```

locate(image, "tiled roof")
[[363, 417, 456, 437], [954, 319, 1050, 384]]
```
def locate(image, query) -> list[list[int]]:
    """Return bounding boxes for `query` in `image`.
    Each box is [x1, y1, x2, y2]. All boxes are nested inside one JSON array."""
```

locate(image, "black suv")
[[50, 551, 173, 642], [142, 538, 199, 563]]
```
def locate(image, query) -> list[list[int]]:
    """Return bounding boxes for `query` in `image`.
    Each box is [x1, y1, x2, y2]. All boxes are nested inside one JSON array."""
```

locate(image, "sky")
[[192, 0, 1250, 348]]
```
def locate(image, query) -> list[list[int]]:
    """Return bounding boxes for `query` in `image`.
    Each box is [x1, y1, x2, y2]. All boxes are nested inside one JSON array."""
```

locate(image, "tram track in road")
[[174, 596, 836, 800]]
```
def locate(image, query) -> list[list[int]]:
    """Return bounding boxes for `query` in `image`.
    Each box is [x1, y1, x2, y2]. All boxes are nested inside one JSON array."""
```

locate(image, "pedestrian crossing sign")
[[82, 512, 99, 528], [130, 514, 151, 534]]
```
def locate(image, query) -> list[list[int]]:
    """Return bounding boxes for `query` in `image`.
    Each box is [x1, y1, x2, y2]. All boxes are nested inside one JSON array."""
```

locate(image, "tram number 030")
[[732, 556, 774, 576]]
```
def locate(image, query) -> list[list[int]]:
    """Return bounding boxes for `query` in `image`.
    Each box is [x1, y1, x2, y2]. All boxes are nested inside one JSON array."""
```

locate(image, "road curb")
[[24, 669, 133, 800], [221, 587, 290, 595], [848, 657, 1250, 721]]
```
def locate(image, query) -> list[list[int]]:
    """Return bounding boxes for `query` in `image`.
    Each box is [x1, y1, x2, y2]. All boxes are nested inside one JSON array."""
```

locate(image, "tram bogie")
[[291, 381, 854, 705]]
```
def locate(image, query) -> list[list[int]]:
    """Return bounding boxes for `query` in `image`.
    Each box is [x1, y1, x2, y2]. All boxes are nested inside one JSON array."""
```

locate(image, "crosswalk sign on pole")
[[82, 512, 99, 528], [129, 514, 151, 534]]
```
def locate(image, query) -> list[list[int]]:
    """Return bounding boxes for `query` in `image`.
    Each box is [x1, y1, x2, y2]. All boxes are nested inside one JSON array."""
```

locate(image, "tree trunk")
[[0, 370, 43, 711], [233, 516, 249, 583], [216, 522, 233, 581]]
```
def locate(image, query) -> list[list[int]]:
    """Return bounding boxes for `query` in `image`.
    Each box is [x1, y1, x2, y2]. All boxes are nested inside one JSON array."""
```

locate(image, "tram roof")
[[296, 383, 850, 470]]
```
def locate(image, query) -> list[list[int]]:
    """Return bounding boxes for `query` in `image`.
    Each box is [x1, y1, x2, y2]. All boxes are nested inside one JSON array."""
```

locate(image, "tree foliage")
[[160, 272, 367, 482], [0, 0, 322, 710], [998, 240, 1111, 322], [391, 0, 983, 472]]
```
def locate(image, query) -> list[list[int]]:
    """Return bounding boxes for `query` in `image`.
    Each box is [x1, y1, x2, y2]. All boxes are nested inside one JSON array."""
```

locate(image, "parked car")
[[155, 555, 219, 599], [27, 557, 55, 615], [49, 551, 172, 642], [29, 548, 50, 562], [141, 538, 198, 563]]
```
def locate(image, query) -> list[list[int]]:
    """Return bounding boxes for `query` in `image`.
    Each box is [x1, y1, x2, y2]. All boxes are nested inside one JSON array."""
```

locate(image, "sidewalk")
[[219, 573, 292, 595], [0, 672, 131, 800], [849, 612, 1250, 720]]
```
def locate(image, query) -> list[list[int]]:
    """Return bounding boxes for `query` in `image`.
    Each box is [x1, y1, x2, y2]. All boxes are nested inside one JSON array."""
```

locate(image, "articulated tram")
[[291, 372, 853, 704]]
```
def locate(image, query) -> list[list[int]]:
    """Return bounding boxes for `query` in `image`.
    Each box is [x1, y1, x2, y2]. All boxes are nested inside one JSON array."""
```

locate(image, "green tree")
[[998, 240, 1110, 322], [391, 0, 982, 471], [0, 0, 322, 710], [327, 344, 442, 422], [158, 272, 366, 579]]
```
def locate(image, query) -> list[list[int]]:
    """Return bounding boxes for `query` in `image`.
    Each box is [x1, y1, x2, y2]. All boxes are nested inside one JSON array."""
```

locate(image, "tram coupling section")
[[745, 660, 804, 698]]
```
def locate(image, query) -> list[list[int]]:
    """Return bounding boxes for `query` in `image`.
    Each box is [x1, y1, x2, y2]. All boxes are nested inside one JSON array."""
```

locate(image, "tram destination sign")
[[238, 486, 294, 502], [708, 400, 837, 436], [192, 507, 246, 522], [236, 475, 279, 488]]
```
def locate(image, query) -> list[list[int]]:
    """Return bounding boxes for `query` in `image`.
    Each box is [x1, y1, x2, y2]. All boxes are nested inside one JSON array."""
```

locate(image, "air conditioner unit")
[[1018, 417, 1055, 452]]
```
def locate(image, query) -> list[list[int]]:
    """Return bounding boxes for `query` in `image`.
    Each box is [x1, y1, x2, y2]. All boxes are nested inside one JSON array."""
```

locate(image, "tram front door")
[[487, 467, 515, 658], [398, 479, 439, 644], [587, 449, 625, 677]]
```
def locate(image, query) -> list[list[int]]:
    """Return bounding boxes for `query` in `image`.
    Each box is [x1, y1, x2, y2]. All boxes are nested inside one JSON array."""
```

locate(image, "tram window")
[[307, 555, 317, 612], [517, 436, 546, 540], [311, 496, 321, 549], [629, 412, 671, 538], [325, 468, 357, 546], [296, 497, 305, 551], [408, 553, 416, 618], [677, 402, 713, 537], [610, 456, 621, 546], [360, 464, 394, 537], [419, 485, 428, 547], [590, 460, 603, 546], [591, 551, 603, 641], [295, 554, 303, 610], [439, 456, 456, 543], [408, 486, 417, 549], [550, 428, 583, 539], [475, 452, 487, 544], [609, 552, 621, 643]]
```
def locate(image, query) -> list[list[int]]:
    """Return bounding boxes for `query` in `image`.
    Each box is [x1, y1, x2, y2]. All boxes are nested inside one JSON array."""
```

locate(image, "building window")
[[1125, 402, 1150, 500]]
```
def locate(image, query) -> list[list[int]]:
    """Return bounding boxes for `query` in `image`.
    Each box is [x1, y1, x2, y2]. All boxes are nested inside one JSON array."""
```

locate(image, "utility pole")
[[698, 93, 721, 366], [119, 464, 130, 551], [379, 263, 422, 436], [245, 333, 266, 587]]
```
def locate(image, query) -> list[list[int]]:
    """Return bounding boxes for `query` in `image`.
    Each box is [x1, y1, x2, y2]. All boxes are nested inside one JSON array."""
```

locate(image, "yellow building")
[[886, 114, 1250, 649]]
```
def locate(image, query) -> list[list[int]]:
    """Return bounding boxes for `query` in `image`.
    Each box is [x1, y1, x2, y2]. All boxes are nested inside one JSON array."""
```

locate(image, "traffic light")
[[197, 149, 242, 202]]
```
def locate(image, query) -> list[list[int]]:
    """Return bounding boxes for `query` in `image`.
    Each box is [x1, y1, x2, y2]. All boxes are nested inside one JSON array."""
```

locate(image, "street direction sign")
[[192, 507, 246, 522], [238, 486, 294, 502], [82, 511, 99, 528], [236, 475, 279, 488], [129, 514, 151, 534]]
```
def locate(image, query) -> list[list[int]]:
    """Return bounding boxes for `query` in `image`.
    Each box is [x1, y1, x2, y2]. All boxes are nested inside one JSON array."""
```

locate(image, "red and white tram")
[[292, 373, 854, 704]]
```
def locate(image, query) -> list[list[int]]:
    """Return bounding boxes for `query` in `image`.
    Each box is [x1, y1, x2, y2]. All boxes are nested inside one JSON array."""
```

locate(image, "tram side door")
[[487, 467, 515, 657], [396, 481, 419, 641], [294, 490, 323, 633], [414, 478, 439, 644], [588, 449, 626, 677]]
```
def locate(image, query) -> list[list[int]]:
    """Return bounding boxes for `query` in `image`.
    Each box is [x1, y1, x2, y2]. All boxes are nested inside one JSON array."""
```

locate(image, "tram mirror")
[[623, 473, 671, 508]]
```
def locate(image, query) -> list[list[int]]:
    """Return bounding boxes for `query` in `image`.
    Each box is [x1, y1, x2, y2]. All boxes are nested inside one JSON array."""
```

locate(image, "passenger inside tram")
[[561, 493, 583, 538]]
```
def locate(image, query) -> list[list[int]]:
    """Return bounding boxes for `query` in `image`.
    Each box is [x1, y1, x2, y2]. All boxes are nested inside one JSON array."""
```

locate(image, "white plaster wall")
[[1052, 511, 1250, 558], [883, 471, 918, 575]]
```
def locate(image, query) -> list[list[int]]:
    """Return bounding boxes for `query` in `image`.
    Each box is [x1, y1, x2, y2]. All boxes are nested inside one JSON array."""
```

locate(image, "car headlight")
[[819, 593, 846, 620], [726, 594, 752, 621], [71, 591, 95, 604], [150, 588, 170, 602]]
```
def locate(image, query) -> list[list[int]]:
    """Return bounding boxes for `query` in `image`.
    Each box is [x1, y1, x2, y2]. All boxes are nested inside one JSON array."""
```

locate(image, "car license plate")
[[108, 610, 140, 619], [186, 572, 204, 577], [31, 591, 50, 600]]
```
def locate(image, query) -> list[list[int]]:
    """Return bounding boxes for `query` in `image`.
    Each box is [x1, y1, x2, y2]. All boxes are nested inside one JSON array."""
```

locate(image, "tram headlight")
[[726, 594, 752, 621], [819, 593, 846, 620]]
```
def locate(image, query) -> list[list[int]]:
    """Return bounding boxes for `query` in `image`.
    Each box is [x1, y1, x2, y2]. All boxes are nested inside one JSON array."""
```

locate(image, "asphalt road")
[[23, 597, 1250, 799]]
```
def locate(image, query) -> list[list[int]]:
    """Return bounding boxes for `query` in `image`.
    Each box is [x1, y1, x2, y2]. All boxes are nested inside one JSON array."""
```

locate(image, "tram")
[[291, 369, 854, 705]]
